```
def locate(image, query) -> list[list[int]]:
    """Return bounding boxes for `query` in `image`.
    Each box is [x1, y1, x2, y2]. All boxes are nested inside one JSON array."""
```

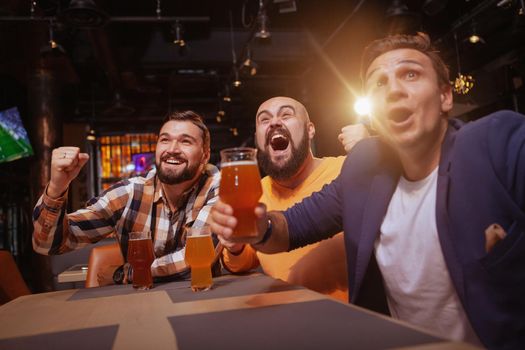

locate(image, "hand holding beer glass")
[[184, 226, 215, 291], [219, 147, 263, 240], [127, 231, 155, 290]]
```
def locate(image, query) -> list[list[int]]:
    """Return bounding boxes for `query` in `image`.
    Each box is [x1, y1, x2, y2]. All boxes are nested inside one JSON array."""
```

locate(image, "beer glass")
[[127, 231, 155, 290], [184, 226, 215, 291], [219, 147, 262, 239]]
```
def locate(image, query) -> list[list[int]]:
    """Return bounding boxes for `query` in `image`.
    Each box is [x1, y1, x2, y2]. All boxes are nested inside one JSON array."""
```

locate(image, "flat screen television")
[[0, 107, 33, 163]]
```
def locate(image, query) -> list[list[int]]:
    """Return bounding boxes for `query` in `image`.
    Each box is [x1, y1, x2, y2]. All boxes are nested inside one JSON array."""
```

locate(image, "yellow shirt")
[[222, 156, 348, 302]]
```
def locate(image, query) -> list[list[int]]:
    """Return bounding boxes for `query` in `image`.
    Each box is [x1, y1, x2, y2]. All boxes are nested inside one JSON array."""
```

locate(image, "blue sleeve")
[[487, 111, 525, 212], [284, 175, 344, 251]]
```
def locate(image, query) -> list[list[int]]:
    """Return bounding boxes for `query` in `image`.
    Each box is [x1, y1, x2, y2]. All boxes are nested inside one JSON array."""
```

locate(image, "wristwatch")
[[254, 218, 273, 246], [112, 265, 125, 284]]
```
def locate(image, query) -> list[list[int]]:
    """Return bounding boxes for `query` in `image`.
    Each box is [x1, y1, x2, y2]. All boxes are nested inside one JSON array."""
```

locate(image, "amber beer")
[[219, 148, 262, 239], [185, 228, 215, 291], [127, 232, 155, 290]]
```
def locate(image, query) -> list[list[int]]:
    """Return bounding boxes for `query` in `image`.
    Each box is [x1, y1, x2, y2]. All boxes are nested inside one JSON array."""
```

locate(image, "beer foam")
[[221, 160, 257, 167]]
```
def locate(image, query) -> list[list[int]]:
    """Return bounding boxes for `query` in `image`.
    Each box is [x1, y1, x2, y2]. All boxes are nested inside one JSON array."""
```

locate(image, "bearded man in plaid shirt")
[[33, 110, 221, 285]]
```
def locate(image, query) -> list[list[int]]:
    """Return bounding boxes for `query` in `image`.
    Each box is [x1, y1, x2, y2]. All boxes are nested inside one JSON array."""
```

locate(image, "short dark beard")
[[156, 161, 200, 185], [257, 125, 310, 181]]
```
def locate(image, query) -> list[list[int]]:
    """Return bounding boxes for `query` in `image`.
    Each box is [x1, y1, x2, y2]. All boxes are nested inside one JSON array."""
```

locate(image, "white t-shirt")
[[376, 167, 481, 346]]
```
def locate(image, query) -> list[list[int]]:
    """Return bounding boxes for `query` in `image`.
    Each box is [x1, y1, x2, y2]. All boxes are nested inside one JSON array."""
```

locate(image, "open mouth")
[[266, 127, 291, 152], [270, 134, 290, 151], [162, 155, 186, 165], [388, 108, 412, 124]]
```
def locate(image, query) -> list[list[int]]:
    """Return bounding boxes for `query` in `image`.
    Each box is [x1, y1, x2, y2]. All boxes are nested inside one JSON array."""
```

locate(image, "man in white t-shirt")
[[211, 33, 525, 349]]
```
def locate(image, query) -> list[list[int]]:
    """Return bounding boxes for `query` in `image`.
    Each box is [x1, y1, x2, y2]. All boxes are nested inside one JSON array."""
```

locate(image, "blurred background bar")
[[0, 0, 524, 293]]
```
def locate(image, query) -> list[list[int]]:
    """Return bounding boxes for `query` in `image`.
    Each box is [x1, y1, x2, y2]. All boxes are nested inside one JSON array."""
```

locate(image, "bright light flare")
[[353, 97, 371, 116]]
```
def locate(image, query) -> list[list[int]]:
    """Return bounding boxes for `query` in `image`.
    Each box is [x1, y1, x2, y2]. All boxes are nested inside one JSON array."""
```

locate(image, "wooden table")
[[0, 273, 479, 350]]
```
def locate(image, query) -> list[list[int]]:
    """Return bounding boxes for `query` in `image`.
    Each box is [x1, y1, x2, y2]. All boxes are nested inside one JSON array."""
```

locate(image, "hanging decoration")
[[452, 32, 474, 94]]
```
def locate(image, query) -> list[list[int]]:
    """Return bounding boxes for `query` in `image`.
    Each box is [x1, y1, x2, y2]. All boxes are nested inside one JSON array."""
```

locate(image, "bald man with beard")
[[220, 96, 368, 301]]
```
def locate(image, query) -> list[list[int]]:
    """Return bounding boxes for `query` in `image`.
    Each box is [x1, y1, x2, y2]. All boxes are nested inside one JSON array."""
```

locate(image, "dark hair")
[[361, 32, 450, 88], [161, 111, 210, 151]]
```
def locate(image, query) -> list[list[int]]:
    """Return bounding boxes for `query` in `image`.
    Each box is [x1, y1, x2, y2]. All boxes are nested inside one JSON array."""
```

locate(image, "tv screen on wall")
[[0, 107, 33, 163]]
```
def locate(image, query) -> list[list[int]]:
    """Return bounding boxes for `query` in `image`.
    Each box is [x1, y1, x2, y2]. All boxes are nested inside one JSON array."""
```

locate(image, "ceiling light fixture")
[[103, 91, 136, 116], [216, 110, 225, 123], [241, 46, 258, 76], [172, 21, 186, 47], [421, 0, 448, 16], [40, 20, 66, 55], [86, 128, 97, 141], [254, 0, 271, 39], [467, 21, 485, 44], [61, 0, 108, 28], [49, 23, 58, 49], [385, 0, 420, 35], [229, 10, 242, 88], [222, 85, 232, 102], [233, 68, 242, 88]]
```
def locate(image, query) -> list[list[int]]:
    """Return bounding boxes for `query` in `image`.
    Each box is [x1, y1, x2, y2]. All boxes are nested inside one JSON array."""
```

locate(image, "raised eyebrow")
[[158, 133, 198, 142], [277, 105, 296, 115], [365, 67, 380, 83], [397, 59, 425, 68], [365, 59, 425, 82], [256, 110, 271, 121], [179, 133, 198, 142]]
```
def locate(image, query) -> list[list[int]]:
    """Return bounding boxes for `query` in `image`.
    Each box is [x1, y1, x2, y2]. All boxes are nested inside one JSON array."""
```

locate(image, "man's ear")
[[307, 122, 316, 140], [202, 148, 210, 165], [440, 84, 453, 114]]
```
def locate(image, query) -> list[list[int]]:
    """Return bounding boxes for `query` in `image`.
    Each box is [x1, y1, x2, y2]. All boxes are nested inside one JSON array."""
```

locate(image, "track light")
[[86, 128, 97, 141], [61, 0, 108, 28], [241, 47, 258, 76], [467, 21, 485, 44], [385, 0, 420, 34], [254, 0, 271, 39], [41, 21, 66, 55], [103, 91, 135, 116], [223, 85, 232, 102], [216, 110, 225, 123], [421, 0, 448, 16], [233, 68, 242, 88], [172, 21, 186, 47]]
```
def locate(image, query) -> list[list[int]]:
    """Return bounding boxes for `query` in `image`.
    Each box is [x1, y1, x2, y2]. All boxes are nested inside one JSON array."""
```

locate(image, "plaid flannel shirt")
[[33, 164, 221, 278]]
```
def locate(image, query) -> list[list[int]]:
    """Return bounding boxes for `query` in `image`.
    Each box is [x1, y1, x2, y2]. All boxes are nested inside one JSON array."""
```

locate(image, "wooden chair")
[[85, 242, 124, 288], [0, 250, 31, 305]]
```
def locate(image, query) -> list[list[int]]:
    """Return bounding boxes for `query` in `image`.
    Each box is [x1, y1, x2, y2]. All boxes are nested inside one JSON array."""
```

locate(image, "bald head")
[[256, 97, 311, 124], [254, 96, 315, 181]]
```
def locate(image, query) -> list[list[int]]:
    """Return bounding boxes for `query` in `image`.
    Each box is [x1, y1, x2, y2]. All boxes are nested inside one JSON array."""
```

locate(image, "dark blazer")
[[285, 110, 525, 349]]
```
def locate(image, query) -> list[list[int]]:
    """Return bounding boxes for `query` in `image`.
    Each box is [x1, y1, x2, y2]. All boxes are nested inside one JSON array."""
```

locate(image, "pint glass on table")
[[219, 147, 262, 240], [184, 227, 215, 291], [127, 231, 155, 290]]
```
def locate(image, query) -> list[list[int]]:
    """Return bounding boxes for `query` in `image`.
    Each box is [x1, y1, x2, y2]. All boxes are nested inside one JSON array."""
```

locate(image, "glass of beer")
[[127, 231, 155, 290], [219, 147, 262, 240], [184, 226, 215, 291]]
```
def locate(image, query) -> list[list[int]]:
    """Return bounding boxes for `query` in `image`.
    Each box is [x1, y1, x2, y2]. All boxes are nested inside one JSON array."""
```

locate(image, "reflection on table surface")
[[0, 273, 479, 350]]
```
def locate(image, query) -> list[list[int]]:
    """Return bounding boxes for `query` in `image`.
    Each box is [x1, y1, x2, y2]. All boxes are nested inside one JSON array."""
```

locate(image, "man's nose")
[[386, 78, 406, 103], [269, 116, 283, 127], [167, 140, 182, 152]]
